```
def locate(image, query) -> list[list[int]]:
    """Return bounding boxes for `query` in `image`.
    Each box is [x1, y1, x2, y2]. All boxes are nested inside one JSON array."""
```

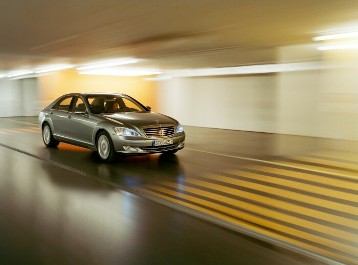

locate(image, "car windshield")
[[86, 95, 147, 114]]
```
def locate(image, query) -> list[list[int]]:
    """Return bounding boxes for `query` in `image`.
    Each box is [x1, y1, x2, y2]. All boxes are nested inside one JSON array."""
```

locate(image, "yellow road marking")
[[314, 150, 358, 163], [200, 174, 357, 214], [179, 177, 358, 229], [143, 189, 356, 264], [275, 160, 358, 180], [252, 165, 358, 191], [227, 169, 358, 203], [157, 180, 356, 241], [290, 156, 358, 171]]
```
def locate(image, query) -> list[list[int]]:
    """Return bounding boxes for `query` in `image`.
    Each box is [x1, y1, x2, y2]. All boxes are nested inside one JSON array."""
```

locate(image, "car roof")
[[62, 92, 127, 97]]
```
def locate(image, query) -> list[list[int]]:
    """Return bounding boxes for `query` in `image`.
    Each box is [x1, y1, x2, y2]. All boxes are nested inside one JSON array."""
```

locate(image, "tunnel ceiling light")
[[6, 70, 35, 78], [144, 76, 172, 81], [317, 43, 358, 51], [77, 58, 140, 71], [35, 64, 73, 74], [313, 31, 358, 41], [79, 67, 162, 77], [162, 62, 322, 78]]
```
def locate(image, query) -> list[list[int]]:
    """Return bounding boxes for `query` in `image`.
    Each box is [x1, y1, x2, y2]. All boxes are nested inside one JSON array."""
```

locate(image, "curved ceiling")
[[1, 0, 358, 71]]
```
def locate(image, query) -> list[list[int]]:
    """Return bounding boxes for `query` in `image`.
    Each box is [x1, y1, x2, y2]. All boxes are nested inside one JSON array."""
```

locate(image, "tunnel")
[[0, 1, 358, 265]]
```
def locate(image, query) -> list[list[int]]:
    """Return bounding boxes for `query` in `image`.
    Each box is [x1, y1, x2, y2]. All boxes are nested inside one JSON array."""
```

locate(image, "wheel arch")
[[94, 128, 108, 150]]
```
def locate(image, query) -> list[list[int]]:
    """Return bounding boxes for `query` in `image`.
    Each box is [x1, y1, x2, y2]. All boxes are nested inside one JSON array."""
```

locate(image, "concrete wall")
[[0, 78, 39, 117], [156, 45, 358, 141], [157, 75, 277, 132], [37, 70, 157, 110], [1, 44, 358, 141]]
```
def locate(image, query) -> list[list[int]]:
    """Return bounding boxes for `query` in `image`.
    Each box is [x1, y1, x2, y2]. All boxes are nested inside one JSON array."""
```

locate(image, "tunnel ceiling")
[[1, 0, 358, 71]]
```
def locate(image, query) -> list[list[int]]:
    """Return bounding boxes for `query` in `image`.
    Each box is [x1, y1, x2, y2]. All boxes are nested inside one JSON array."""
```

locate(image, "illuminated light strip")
[[317, 43, 358, 51], [162, 62, 323, 78], [76, 58, 140, 71], [144, 76, 172, 81], [313, 31, 358, 41], [35, 64, 73, 74], [6, 70, 34, 78], [79, 68, 162, 77]]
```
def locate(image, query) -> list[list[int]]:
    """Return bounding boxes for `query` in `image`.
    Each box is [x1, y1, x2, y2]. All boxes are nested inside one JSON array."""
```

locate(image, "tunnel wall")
[[0, 78, 39, 117], [1, 45, 358, 141], [37, 70, 157, 110], [156, 75, 277, 133]]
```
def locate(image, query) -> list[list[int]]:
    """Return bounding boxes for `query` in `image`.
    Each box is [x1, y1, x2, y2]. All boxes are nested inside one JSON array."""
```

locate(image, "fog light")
[[178, 141, 185, 148], [123, 146, 143, 152]]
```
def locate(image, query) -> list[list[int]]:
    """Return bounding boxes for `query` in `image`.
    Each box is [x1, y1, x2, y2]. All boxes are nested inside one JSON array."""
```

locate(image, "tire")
[[96, 131, 116, 162], [42, 123, 59, 148]]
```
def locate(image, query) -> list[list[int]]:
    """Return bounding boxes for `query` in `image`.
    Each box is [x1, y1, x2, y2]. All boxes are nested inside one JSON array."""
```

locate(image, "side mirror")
[[146, 106, 152, 111]]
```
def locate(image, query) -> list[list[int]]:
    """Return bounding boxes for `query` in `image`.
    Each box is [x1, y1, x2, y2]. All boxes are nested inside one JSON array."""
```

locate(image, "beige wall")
[[37, 70, 158, 110], [276, 45, 358, 141], [157, 75, 277, 132]]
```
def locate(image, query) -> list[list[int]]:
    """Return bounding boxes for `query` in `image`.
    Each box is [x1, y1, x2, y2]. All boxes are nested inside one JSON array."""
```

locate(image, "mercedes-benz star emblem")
[[159, 129, 165, 137]]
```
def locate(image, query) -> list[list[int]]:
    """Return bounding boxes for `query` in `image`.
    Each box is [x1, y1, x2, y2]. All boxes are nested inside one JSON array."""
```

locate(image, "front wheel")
[[42, 123, 59, 147], [96, 131, 116, 162]]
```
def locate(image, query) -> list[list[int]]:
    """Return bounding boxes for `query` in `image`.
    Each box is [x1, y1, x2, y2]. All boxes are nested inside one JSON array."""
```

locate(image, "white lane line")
[[186, 148, 358, 181]]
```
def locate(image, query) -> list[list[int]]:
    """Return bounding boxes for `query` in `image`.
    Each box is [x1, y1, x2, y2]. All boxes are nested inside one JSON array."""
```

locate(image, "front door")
[[50, 96, 73, 138], [67, 97, 96, 146]]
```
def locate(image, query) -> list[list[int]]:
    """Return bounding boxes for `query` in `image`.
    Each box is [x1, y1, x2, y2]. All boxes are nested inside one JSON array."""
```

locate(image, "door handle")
[[67, 115, 72, 119]]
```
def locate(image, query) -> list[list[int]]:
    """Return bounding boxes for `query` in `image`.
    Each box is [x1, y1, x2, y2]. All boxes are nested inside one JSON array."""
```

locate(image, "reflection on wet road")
[[0, 117, 357, 265]]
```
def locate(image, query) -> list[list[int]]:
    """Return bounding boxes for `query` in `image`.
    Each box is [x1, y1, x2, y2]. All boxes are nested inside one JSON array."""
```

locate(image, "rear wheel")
[[96, 131, 116, 162], [42, 123, 59, 147]]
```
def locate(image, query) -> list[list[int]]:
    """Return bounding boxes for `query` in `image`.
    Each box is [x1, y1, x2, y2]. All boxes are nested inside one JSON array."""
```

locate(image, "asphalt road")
[[1, 117, 355, 265]]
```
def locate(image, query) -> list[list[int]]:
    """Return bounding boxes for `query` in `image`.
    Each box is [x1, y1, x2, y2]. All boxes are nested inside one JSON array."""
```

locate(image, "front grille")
[[142, 144, 179, 152], [143, 125, 175, 137]]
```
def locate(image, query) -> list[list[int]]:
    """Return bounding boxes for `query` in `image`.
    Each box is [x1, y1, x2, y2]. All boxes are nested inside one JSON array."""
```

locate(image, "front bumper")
[[111, 133, 185, 154]]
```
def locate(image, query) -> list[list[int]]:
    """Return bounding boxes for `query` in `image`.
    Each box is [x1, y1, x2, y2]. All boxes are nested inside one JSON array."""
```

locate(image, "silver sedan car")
[[39, 93, 185, 162]]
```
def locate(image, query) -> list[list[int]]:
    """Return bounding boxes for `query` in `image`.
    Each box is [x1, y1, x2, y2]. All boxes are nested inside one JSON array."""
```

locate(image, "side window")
[[71, 97, 86, 113], [57, 97, 73, 112]]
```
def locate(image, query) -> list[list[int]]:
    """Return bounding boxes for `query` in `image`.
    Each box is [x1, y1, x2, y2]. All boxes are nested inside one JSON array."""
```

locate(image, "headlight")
[[114, 127, 141, 137], [176, 124, 184, 134]]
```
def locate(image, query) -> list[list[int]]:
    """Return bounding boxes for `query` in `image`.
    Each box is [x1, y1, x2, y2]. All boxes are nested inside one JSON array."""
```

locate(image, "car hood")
[[101, 112, 177, 128]]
